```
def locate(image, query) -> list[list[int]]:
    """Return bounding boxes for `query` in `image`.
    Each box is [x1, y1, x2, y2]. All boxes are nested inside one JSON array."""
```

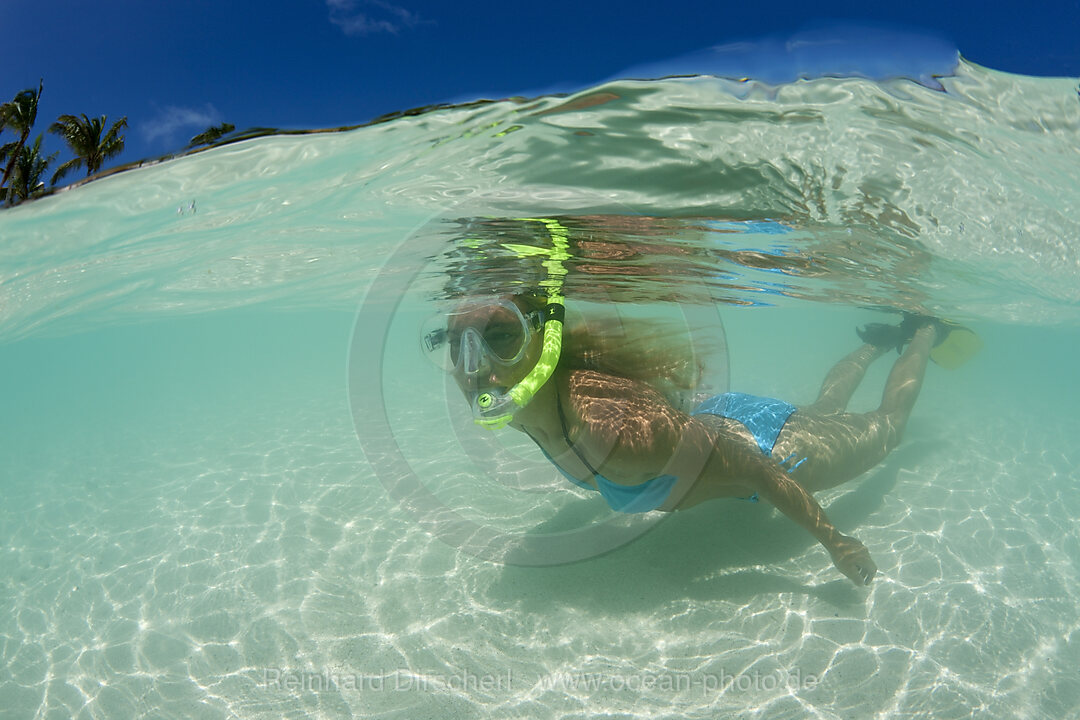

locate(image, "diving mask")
[[421, 297, 565, 428], [421, 299, 544, 374]]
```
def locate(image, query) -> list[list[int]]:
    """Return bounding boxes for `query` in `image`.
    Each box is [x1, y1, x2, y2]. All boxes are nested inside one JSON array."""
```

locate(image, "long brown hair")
[[516, 293, 727, 413]]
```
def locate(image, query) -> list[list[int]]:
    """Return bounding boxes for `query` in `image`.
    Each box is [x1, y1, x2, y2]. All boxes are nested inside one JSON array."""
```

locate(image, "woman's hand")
[[732, 450, 877, 587], [829, 534, 877, 585]]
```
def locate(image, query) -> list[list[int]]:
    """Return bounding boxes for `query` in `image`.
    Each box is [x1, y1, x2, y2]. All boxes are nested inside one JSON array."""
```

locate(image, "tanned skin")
[[458, 305, 937, 586]]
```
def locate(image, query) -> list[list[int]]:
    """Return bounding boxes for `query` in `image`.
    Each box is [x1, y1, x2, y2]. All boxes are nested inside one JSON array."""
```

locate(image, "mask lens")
[[420, 301, 535, 372], [478, 310, 527, 362]]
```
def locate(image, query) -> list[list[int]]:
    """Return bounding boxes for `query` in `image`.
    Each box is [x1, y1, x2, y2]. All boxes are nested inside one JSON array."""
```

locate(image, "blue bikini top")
[[526, 390, 677, 514]]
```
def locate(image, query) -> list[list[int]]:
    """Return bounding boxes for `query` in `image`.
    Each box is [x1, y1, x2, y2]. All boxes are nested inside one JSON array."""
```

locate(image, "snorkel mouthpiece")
[[473, 218, 570, 429]]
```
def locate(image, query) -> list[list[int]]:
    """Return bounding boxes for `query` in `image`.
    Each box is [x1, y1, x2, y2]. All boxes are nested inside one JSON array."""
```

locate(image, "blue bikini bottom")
[[549, 392, 803, 513]]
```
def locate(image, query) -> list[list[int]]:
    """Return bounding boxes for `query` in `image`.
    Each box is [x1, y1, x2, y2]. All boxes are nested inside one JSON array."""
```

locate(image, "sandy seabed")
[[2, 383, 1079, 720]]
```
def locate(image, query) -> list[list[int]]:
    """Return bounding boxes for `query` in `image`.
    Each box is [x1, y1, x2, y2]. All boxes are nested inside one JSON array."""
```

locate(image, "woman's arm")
[[744, 459, 877, 585], [566, 370, 876, 585], [679, 418, 877, 585]]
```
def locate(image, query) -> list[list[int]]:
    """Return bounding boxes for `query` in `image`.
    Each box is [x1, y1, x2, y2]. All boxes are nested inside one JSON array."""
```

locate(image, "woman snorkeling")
[[422, 289, 972, 587], [421, 216, 978, 585]]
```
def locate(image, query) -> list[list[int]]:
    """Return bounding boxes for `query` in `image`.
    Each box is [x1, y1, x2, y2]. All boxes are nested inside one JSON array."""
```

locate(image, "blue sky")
[[3, 0, 1079, 178]]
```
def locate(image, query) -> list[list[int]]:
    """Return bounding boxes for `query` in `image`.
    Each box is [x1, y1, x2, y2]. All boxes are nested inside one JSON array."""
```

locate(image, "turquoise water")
[[1, 60, 1079, 718]]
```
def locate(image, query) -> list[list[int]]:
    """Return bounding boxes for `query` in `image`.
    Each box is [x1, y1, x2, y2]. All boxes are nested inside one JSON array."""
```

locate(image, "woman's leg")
[[780, 324, 937, 493], [807, 343, 888, 414], [873, 324, 936, 449]]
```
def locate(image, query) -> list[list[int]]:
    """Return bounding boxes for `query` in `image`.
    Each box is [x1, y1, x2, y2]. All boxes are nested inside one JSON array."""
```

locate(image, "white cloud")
[[327, 0, 424, 36], [140, 104, 221, 145]]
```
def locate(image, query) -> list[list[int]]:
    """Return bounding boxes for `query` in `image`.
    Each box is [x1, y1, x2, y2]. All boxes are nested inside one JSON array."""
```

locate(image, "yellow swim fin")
[[930, 322, 982, 369]]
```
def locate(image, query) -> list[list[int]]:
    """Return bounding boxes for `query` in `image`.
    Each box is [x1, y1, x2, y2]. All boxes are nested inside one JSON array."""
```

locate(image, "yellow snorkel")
[[472, 218, 570, 430]]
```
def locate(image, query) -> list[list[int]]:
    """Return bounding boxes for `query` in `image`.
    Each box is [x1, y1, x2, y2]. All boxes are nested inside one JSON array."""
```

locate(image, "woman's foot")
[[857, 313, 946, 353], [856, 320, 914, 352], [905, 313, 951, 343]]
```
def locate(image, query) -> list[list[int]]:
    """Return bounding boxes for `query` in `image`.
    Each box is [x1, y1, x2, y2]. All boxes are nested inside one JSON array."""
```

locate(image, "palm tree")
[[49, 113, 128, 184], [3, 134, 57, 205], [190, 122, 235, 147], [1, 80, 44, 191]]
